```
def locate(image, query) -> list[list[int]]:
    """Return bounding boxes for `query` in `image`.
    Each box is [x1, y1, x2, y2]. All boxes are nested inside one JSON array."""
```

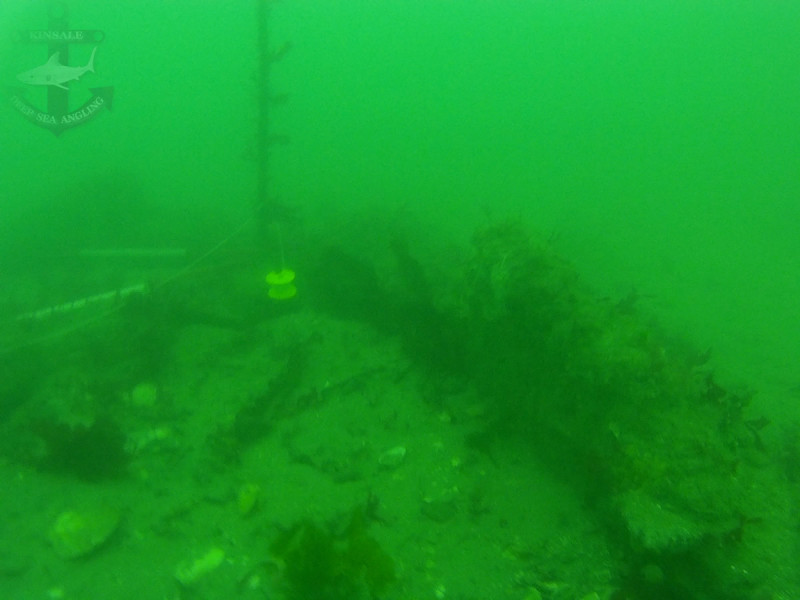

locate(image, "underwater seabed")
[[0, 217, 798, 600]]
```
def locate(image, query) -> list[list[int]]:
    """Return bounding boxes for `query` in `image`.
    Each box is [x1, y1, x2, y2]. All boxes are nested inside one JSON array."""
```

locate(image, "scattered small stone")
[[378, 445, 406, 468]]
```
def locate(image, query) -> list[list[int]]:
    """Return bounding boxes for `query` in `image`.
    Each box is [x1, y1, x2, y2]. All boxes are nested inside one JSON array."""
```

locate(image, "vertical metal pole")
[[255, 0, 271, 242]]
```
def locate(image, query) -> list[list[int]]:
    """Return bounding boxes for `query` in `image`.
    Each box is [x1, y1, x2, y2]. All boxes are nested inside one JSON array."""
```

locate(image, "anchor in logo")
[[9, 3, 113, 135]]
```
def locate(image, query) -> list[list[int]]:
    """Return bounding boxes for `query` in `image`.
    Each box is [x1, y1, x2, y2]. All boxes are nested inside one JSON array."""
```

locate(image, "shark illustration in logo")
[[16, 46, 97, 90]]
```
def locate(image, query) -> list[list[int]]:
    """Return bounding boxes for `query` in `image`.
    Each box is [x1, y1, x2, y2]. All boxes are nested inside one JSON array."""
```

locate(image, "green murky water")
[[1, 2, 798, 599]]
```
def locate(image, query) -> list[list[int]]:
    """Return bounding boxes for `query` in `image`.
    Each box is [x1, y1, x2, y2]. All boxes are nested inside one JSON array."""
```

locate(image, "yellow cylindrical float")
[[265, 268, 296, 300]]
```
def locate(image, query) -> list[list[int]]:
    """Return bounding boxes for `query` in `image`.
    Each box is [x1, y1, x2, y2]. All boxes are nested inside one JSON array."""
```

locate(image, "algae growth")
[[1, 219, 797, 600]]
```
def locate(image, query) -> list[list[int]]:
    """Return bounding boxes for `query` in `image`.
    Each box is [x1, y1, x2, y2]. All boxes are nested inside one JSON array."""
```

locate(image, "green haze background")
[[2, 1, 798, 418]]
